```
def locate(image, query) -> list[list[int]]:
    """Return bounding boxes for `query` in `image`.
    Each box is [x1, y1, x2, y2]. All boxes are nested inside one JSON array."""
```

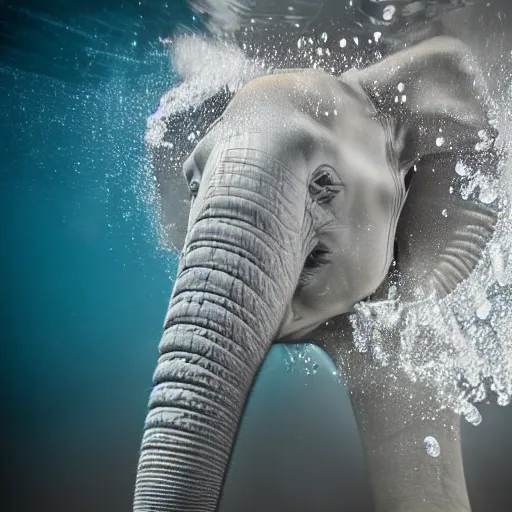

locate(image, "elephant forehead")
[[230, 70, 347, 119]]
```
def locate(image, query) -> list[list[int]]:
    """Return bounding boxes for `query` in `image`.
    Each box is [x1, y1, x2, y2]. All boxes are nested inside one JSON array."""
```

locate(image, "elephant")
[[134, 36, 501, 512]]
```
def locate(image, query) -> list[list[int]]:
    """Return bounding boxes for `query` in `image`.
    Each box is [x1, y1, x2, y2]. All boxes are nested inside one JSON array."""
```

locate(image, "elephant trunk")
[[133, 144, 304, 511]]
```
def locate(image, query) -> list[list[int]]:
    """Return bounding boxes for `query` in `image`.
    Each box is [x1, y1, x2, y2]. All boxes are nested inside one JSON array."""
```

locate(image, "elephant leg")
[[317, 315, 471, 512]]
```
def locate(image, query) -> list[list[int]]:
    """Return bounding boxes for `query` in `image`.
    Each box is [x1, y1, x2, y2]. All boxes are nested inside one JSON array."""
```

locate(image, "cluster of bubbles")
[[282, 345, 321, 376]]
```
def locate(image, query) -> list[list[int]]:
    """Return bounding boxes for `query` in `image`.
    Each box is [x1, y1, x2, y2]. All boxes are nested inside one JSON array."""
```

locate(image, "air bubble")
[[476, 299, 491, 320], [479, 186, 498, 204], [383, 5, 396, 21], [424, 436, 440, 458], [464, 405, 482, 426], [455, 161, 469, 176]]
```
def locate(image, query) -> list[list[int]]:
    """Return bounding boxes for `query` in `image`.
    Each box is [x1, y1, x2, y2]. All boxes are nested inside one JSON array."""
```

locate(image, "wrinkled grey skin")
[[134, 37, 498, 512]]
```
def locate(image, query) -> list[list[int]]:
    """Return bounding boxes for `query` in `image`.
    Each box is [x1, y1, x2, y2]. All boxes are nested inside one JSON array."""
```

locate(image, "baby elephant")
[[135, 36, 499, 511]]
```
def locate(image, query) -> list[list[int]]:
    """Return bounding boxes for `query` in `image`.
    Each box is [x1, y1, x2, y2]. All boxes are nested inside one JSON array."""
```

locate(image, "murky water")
[[145, 0, 512, 428]]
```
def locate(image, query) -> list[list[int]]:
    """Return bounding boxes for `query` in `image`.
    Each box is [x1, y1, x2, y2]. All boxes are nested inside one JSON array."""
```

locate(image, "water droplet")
[[383, 5, 396, 21], [454, 162, 466, 177], [442, 209, 448, 217], [436, 137, 445, 147], [353, 36, 359, 46], [397, 82, 405, 92], [340, 38, 347, 48], [424, 436, 440, 457], [476, 299, 491, 320], [489, 243, 507, 286], [321, 32, 328, 42], [374, 32, 382, 43], [478, 186, 498, 204], [498, 394, 510, 407], [464, 405, 482, 426]]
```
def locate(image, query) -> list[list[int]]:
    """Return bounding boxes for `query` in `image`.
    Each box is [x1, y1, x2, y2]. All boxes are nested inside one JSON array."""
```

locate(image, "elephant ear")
[[344, 36, 500, 300]]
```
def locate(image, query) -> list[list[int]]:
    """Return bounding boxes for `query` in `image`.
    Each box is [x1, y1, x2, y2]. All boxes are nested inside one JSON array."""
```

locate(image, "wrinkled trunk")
[[133, 144, 304, 511]]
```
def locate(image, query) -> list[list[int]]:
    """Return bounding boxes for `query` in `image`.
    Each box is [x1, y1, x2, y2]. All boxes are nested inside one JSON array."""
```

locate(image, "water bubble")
[[489, 243, 507, 286], [478, 185, 498, 204], [455, 161, 469, 176], [383, 5, 396, 21], [498, 394, 510, 407], [424, 436, 441, 457], [476, 299, 492, 320], [463, 405, 482, 426]]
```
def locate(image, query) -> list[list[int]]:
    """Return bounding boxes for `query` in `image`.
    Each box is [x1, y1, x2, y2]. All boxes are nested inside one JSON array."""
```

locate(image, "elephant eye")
[[189, 179, 200, 198], [308, 165, 344, 205]]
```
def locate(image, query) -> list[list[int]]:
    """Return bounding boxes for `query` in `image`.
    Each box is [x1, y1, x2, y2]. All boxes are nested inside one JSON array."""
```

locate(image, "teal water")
[[1, 1, 511, 511]]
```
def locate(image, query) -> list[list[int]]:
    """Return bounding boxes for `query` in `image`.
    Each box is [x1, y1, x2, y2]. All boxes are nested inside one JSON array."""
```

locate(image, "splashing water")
[[349, 102, 512, 424], [145, 35, 267, 148]]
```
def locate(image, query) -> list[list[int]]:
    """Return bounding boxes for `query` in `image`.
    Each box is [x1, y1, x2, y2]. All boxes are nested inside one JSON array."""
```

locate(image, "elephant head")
[[134, 36, 498, 511]]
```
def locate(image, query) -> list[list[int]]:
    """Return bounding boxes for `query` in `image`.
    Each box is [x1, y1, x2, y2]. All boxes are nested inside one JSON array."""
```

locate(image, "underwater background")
[[1, 1, 511, 511]]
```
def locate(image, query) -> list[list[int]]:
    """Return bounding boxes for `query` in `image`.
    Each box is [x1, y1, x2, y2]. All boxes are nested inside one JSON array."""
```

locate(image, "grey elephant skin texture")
[[133, 36, 498, 512]]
